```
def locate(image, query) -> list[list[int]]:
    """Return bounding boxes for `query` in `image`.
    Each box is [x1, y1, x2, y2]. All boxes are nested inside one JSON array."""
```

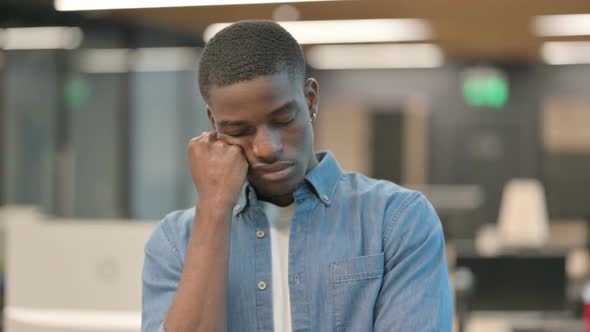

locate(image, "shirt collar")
[[233, 151, 343, 215], [303, 151, 342, 206]]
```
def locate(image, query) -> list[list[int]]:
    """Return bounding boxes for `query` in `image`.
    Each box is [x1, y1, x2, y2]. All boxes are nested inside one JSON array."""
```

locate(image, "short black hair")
[[198, 20, 306, 101]]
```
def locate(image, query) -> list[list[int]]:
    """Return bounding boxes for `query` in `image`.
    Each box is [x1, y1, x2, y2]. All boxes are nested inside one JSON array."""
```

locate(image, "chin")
[[250, 176, 301, 198]]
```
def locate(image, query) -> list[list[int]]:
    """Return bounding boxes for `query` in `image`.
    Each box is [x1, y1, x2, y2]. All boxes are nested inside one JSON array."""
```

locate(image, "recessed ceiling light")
[[1, 27, 82, 50], [306, 43, 443, 69], [541, 41, 590, 65], [532, 14, 590, 37], [55, 0, 343, 11], [204, 19, 432, 44]]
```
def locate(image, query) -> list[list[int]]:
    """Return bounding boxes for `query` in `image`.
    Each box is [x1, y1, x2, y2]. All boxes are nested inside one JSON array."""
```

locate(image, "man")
[[142, 20, 452, 332]]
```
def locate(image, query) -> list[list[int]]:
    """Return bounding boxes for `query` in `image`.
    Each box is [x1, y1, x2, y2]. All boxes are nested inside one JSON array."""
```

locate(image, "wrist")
[[197, 196, 238, 213]]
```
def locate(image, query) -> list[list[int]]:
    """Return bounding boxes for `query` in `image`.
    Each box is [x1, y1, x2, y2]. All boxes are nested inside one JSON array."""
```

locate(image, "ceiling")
[[71, 0, 590, 61]]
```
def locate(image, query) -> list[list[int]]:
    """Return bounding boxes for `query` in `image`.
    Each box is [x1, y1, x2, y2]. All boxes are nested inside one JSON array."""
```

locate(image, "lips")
[[253, 162, 295, 181]]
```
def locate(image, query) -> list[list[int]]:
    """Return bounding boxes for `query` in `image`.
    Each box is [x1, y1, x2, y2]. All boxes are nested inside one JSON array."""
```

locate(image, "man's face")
[[206, 71, 319, 200]]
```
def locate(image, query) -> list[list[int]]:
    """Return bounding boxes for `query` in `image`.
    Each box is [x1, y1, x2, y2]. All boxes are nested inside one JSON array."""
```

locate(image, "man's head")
[[198, 20, 319, 204]]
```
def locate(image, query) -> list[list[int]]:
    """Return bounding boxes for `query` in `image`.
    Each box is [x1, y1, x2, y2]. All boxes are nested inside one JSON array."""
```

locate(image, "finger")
[[190, 131, 207, 142], [228, 143, 245, 155], [206, 131, 219, 143]]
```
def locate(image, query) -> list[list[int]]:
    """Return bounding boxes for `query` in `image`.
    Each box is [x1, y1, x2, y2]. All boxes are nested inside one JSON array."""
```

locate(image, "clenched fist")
[[188, 131, 248, 209]]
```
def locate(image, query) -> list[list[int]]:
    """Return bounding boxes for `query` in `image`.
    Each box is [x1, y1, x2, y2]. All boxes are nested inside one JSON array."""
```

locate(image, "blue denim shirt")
[[142, 151, 453, 332]]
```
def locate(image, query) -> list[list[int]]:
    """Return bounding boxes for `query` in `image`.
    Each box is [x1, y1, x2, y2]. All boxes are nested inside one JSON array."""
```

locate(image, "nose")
[[252, 125, 283, 163]]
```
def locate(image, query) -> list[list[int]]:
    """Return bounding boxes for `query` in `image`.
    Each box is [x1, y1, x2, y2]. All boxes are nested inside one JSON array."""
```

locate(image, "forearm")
[[164, 203, 232, 332]]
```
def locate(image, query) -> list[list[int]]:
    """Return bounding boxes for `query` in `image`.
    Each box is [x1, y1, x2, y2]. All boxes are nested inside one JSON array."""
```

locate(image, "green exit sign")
[[462, 68, 509, 109]]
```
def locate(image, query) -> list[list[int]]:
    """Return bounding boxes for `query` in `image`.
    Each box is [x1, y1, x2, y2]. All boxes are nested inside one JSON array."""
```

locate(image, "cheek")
[[283, 122, 313, 154]]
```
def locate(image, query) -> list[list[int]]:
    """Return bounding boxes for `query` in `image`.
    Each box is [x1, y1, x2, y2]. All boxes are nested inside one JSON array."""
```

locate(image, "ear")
[[207, 106, 217, 130], [304, 78, 319, 121]]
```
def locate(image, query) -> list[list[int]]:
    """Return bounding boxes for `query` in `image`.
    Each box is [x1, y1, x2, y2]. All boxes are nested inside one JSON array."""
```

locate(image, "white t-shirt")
[[264, 202, 295, 332]]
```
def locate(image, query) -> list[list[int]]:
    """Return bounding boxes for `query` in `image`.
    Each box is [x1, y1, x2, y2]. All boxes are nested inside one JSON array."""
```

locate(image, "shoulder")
[[337, 172, 440, 239], [338, 171, 423, 212], [144, 207, 195, 260], [383, 190, 440, 243]]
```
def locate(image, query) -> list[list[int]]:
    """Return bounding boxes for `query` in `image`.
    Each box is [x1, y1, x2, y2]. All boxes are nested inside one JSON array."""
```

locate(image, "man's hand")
[[165, 131, 245, 332], [188, 131, 248, 209]]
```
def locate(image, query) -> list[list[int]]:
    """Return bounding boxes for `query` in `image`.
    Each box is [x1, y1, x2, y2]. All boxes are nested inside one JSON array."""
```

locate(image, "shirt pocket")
[[330, 252, 384, 332]]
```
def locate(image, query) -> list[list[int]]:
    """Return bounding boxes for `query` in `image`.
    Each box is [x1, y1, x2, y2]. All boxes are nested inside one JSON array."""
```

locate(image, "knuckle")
[[228, 145, 243, 155], [212, 140, 225, 148], [187, 139, 199, 150], [188, 136, 206, 152]]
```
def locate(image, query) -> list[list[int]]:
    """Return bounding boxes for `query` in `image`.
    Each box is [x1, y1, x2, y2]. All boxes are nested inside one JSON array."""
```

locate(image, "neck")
[[260, 193, 294, 207], [306, 152, 319, 174]]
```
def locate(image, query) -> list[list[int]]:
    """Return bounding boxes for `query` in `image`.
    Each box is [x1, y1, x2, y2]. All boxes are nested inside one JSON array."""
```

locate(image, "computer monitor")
[[456, 255, 566, 312]]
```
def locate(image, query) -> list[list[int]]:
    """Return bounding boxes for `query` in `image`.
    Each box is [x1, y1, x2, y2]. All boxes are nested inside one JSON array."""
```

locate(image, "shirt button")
[[257, 281, 267, 290], [321, 195, 330, 202], [233, 205, 241, 213], [248, 192, 254, 200], [256, 230, 265, 238]]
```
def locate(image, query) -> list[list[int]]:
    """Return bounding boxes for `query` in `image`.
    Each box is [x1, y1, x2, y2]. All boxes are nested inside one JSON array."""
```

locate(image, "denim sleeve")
[[374, 192, 453, 332], [142, 215, 184, 332]]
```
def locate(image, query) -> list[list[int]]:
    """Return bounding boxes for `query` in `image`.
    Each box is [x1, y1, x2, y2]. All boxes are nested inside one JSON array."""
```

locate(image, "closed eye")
[[225, 129, 250, 137], [272, 109, 298, 126]]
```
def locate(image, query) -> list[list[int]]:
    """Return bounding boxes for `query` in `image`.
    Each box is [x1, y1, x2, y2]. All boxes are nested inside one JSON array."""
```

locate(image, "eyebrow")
[[270, 100, 297, 116], [217, 100, 297, 128]]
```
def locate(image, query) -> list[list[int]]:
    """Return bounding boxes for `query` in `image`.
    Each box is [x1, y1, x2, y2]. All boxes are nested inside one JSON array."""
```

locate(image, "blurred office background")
[[1, 0, 590, 331]]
